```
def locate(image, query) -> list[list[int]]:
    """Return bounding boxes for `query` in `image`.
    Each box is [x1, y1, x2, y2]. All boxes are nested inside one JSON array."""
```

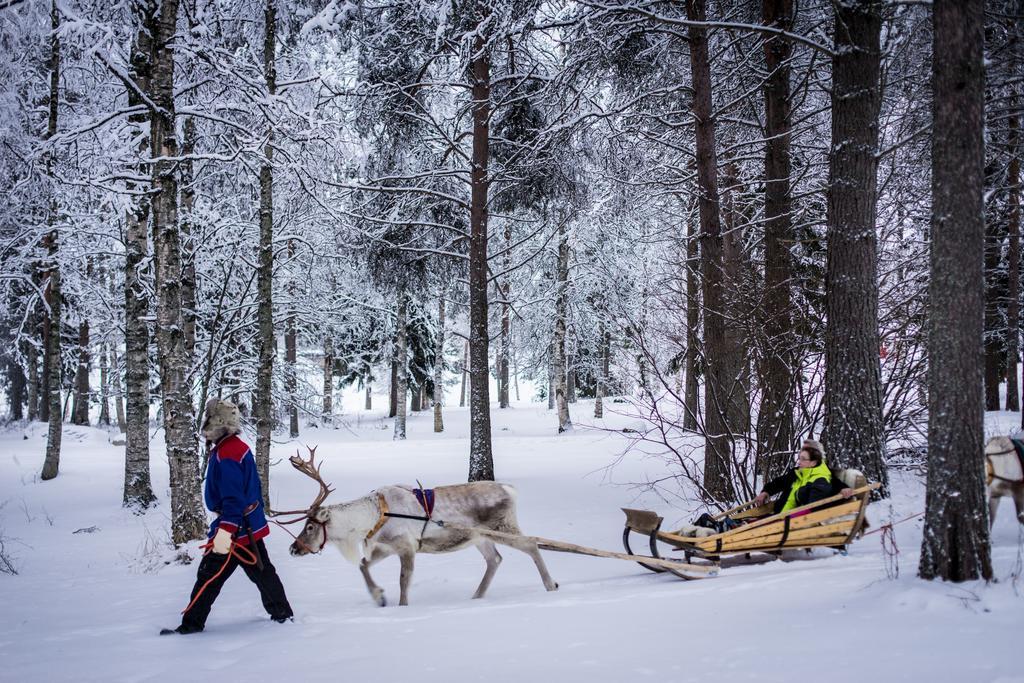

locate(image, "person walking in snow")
[[161, 398, 293, 635], [753, 438, 854, 514]]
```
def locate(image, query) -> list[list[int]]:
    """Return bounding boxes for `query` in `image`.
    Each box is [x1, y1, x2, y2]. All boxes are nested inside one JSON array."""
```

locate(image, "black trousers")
[[180, 539, 292, 631]]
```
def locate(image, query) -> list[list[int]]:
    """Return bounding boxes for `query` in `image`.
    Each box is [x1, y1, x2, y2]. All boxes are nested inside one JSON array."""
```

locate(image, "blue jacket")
[[205, 434, 269, 545]]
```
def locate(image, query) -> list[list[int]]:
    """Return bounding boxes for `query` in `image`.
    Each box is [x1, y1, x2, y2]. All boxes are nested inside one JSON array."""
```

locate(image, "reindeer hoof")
[[549, 582, 559, 592], [372, 589, 386, 607]]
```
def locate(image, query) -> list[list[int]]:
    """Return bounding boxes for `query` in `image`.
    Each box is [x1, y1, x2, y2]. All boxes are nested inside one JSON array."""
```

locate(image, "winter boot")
[[160, 624, 203, 636]]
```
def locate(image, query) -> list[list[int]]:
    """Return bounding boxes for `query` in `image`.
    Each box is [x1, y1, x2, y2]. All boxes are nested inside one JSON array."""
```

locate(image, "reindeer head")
[[267, 446, 335, 556]]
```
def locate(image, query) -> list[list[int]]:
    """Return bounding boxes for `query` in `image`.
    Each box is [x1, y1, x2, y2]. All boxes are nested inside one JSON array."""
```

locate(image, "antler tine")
[[285, 444, 334, 512]]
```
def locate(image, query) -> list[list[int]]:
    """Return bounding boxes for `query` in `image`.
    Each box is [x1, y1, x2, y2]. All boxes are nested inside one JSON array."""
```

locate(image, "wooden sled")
[[622, 482, 880, 575]]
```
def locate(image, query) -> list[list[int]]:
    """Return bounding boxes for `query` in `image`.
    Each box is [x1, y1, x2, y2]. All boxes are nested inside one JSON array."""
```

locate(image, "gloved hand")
[[212, 527, 233, 554]]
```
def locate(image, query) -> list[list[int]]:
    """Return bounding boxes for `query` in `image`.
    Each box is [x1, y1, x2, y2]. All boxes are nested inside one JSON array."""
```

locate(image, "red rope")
[[180, 540, 258, 615]]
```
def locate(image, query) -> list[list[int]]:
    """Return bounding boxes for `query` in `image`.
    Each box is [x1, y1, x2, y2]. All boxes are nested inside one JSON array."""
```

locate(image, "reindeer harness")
[[367, 486, 441, 546]]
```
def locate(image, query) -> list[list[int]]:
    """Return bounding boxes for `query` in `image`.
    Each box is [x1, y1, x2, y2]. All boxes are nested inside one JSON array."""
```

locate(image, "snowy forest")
[[1, 0, 1023, 668]]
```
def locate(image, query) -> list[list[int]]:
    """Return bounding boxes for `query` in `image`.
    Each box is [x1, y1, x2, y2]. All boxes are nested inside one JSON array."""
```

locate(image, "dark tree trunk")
[[595, 328, 610, 418], [150, 0, 205, 544], [459, 341, 468, 408], [389, 358, 399, 417], [687, 0, 736, 502], [40, 0, 62, 482], [323, 339, 333, 425], [71, 319, 89, 425], [7, 357, 26, 420], [983, 200, 1006, 411], [26, 339, 39, 421], [254, 0, 277, 505], [757, 0, 796, 481], [1007, 37, 1021, 413], [721, 161, 750, 432], [919, 0, 992, 583], [98, 343, 111, 426], [823, 0, 889, 497], [123, 6, 155, 509], [467, 22, 494, 481], [684, 216, 700, 431], [285, 239, 299, 439], [180, 116, 198, 361], [434, 294, 445, 432]]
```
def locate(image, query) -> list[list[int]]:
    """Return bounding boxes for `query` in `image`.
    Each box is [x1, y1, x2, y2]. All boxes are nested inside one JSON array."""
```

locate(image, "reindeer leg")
[[1014, 485, 1024, 526], [472, 540, 503, 599], [990, 491, 1000, 529], [398, 551, 415, 606], [498, 535, 558, 592], [359, 552, 388, 607]]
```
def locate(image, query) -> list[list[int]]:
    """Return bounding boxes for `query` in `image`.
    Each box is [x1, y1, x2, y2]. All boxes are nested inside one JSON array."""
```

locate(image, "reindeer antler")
[[267, 445, 334, 522]]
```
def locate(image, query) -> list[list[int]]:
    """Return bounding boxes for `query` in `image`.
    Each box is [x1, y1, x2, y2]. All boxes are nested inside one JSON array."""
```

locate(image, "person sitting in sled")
[[161, 398, 293, 635], [753, 438, 855, 514]]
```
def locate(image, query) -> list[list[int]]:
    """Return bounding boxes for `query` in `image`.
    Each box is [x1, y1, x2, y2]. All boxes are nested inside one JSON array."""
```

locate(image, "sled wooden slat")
[[622, 483, 879, 575]]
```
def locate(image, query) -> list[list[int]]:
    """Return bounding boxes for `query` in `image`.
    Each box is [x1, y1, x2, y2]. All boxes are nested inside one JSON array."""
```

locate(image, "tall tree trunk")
[[285, 239, 299, 438], [323, 338, 333, 425], [434, 294, 445, 432], [467, 22, 494, 481], [365, 369, 372, 410], [683, 216, 700, 431], [180, 116, 197, 360], [595, 327, 609, 418], [757, 0, 795, 480], [113, 347, 126, 433], [99, 343, 111, 426], [26, 339, 39, 421], [122, 6, 155, 509], [499, 240, 511, 409], [553, 221, 572, 432], [410, 383, 422, 412], [1007, 36, 1021, 414], [254, 0, 277, 505], [823, 0, 889, 497], [150, 0, 205, 544], [71, 319, 89, 425], [459, 341, 468, 408], [721, 160, 749, 432], [687, 0, 735, 502], [983, 207, 1005, 410], [40, 0, 62, 481], [394, 290, 408, 440], [389, 358, 398, 417], [7, 357, 26, 421], [919, 0, 992, 582]]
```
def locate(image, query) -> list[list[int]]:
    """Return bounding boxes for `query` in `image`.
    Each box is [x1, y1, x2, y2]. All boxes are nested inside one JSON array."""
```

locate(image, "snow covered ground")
[[1, 395, 1022, 683]]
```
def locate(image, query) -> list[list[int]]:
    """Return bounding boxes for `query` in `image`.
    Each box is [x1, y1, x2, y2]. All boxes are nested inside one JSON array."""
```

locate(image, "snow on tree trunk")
[[919, 0, 992, 583], [365, 376, 372, 411], [254, 0, 277, 507], [721, 161, 750, 433], [149, 0, 205, 544], [394, 290, 408, 440], [26, 339, 39, 421], [823, 0, 888, 498], [180, 116, 197, 361], [98, 343, 110, 426], [1009, 59, 1021, 414], [499, 225, 511, 409], [553, 220, 572, 433], [467, 25, 494, 481], [286, 238, 299, 439], [687, 0, 736, 502], [459, 341, 468, 408], [434, 294, 445, 433], [122, 7, 155, 509], [40, 0, 62, 482], [595, 328, 609, 419]]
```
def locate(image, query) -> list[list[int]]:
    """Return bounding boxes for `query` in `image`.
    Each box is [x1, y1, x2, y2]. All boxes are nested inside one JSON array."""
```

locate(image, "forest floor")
[[1, 395, 1022, 682]]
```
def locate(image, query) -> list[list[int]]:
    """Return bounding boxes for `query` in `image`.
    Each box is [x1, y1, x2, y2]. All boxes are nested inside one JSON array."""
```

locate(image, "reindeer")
[[984, 436, 1024, 528], [271, 448, 559, 606]]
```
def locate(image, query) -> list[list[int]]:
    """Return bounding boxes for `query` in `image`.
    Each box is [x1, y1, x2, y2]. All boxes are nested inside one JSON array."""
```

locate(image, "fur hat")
[[202, 398, 241, 443], [801, 438, 825, 459]]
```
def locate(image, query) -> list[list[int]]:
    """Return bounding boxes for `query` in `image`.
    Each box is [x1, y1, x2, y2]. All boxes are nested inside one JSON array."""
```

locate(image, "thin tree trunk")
[[984, 210, 1005, 410], [149, 0, 205, 543], [683, 216, 700, 431], [434, 294, 445, 432], [459, 340, 468, 408], [254, 0, 277, 506], [40, 0, 62, 482], [410, 383, 421, 412], [365, 368, 372, 411], [467, 22, 494, 481], [112, 347, 126, 433], [7, 357, 26, 420], [554, 221, 572, 432], [687, 0, 735, 502], [823, 0, 889, 497], [919, 0, 992, 582], [1007, 38, 1021, 413], [71, 319, 89, 425], [757, 0, 796, 481], [394, 290, 408, 440], [26, 340, 39, 421], [122, 7, 155, 509], [99, 343, 111, 426], [323, 339, 333, 425], [285, 239, 299, 438], [180, 116, 197, 360], [721, 160, 749, 433], [595, 327, 609, 418]]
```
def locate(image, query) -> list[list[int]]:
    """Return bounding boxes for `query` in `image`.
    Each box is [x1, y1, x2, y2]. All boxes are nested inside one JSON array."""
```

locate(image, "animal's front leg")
[[398, 551, 415, 606], [1014, 486, 1024, 525], [360, 557, 387, 607], [989, 490, 1000, 529]]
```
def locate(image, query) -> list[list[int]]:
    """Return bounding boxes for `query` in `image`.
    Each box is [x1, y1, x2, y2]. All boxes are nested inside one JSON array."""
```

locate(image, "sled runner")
[[622, 481, 880, 576]]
